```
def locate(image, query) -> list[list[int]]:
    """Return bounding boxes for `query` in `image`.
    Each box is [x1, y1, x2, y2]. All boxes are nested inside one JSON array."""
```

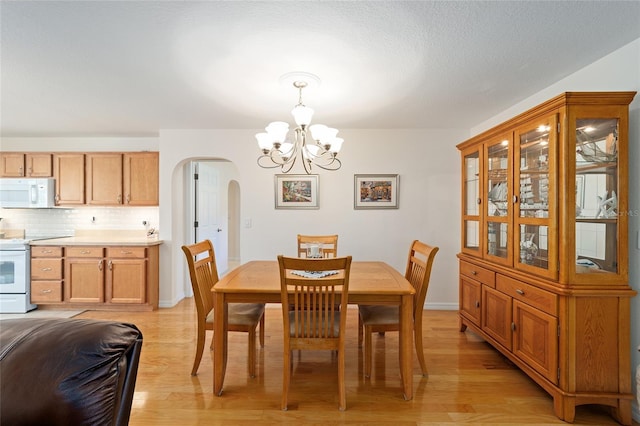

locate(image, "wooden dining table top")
[[214, 260, 415, 300]]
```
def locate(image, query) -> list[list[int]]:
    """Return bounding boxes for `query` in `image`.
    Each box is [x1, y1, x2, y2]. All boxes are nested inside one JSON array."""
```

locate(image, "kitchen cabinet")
[[53, 153, 85, 205], [0, 153, 52, 177], [64, 246, 105, 303], [30, 241, 159, 311], [30, 246, 63, 303], [123, 152, 159, 205], [86, 153, 123, 205], [457, 92, 636, 425], [105, 247, 146, 304]]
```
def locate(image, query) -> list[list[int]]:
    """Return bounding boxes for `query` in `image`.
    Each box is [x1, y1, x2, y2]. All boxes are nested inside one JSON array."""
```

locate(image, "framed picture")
[[275, 174, 319, 209], [354, 174, 399, 209]]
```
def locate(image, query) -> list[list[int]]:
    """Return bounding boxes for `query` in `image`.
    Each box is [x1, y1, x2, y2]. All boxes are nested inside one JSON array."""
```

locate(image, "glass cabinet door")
[[484, 136, 512, 265], [462, 148, 482, 256], [573, 116, 623, 280], [514, 115, 558, 279]]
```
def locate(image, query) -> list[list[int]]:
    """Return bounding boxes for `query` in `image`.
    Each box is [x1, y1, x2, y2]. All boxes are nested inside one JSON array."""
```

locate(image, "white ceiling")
[[1, 1, 639, 137]]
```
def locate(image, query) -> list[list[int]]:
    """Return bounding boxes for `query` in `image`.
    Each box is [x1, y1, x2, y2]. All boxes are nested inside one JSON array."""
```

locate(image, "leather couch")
[[0, 318, 142, 426]]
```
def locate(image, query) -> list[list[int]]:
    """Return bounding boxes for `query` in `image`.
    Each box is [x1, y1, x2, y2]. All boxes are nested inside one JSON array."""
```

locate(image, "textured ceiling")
[[1, 1, 639, 137]]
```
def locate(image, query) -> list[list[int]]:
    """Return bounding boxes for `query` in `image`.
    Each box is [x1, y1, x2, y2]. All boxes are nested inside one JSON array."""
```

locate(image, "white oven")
[[0, 240, 36, 313]]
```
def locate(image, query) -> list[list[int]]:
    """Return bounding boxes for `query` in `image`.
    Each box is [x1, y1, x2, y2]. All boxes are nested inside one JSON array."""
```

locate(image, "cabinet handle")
[[475, 301, 480, 308], [81, 250, 91, 254], [117, 194, 122, 203], [108, 260, 113, 270], [19, 166, 24, 176], [41, 289, 52, 294], [28, 167, 33, 175], [98, 259, 103, 271], [513, 195, 518, 203], [515, 289, 525, 295], [511, 322, 516, 331], [40, 267, 53, 272], [126, 194, 130, 204], [41, 249, 53, 254], [471, 270, 477, 275], [476, 198, 481, 205], [55, 194, 60, 202], [121, 250, 132, 255]]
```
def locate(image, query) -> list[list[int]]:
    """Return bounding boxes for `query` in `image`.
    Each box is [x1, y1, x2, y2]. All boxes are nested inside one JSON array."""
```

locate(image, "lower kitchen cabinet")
[[30, 246, 63, 303], [30, 243, 159, 311]]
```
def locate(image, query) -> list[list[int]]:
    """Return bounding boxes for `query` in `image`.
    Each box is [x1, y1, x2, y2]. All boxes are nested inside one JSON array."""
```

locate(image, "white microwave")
[[0, 178, 56, 208]]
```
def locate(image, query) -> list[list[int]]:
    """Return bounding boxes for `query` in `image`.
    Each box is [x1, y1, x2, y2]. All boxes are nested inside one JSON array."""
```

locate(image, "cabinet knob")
[[515, 289, 525, 295], [475, 301, 480, 308], [471, 270, 477, 275]]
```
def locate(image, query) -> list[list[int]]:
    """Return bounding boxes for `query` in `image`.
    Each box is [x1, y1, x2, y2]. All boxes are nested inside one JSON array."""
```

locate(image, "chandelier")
[[256, 72, 343, 174]]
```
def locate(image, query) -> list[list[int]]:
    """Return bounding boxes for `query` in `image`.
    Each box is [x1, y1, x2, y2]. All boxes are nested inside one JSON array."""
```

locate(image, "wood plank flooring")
[[76, 300, 638, 425]]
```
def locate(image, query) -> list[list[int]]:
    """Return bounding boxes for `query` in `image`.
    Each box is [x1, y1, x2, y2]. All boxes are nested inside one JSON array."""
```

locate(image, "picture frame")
[[354, 174, 399, 209], [275, 174, 319, 209]]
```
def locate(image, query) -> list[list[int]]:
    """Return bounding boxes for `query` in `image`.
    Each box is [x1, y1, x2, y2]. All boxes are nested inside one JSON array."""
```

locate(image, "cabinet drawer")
[[460, 261, 495, 287], [106, 247, 146, 259], [65, 246, 104, 258], [31, 281, 63, 302], [31, 258, 63, 280], [31, 246, 63, 258], [496, 274, 557, 316]]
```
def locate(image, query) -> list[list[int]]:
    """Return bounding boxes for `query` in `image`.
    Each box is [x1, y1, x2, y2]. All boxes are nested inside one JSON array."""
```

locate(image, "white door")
[[194, 162, 227, 273]]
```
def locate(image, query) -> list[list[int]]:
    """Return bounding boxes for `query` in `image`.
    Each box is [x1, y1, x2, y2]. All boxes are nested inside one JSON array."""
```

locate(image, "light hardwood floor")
[[77, 300, 638, 425]]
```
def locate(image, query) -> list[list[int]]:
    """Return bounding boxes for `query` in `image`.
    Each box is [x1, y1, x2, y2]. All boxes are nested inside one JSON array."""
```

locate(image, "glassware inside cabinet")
[[487, 141, 509, 217], [518, 224, 548, 268], [487, 221, 508, 259], [575, 118, 620, 274], [519, 125, 550, 219]]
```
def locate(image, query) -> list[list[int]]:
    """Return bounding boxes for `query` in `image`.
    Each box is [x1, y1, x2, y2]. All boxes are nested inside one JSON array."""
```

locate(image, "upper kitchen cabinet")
[[1, 153, 52, 177], [53, 153, 85, 205], [86, 153, 124, 206], [123, 152, 159, 206]]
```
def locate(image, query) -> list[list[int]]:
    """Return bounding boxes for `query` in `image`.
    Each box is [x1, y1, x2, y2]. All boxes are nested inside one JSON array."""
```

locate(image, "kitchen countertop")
[[29, 235, 163, 247]]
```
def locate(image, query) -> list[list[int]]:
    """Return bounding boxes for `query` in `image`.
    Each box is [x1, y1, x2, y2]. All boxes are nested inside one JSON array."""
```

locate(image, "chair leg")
[[248, 328, 257, 378], [282, 349, 291, 410], [358, 314, 363, 348], [259, 314, 265, 348], [414, 319, 428, 376], [338, 348, 346, 411], [364, 325, 373, 378], [191, 323, 206, 376]]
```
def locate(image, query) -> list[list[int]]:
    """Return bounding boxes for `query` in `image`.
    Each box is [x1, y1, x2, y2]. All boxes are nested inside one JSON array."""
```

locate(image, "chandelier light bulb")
[[255, 133, 272, 153], [265, 121, 289, 143], [292, 105, 314, 126]]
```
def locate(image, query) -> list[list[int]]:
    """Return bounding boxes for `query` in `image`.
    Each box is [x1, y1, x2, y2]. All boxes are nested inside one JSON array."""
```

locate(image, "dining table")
[[212, 260, 416, 400]]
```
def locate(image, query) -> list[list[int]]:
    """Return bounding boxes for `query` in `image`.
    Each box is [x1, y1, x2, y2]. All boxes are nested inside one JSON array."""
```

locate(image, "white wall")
[[159, 128, 466, 309], [472, 38, 640, 421]]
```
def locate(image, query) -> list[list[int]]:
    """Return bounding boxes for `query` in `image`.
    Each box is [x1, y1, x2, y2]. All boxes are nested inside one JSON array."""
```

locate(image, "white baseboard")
[[633, 401, 639, 423], [424, 302, 459, 310]]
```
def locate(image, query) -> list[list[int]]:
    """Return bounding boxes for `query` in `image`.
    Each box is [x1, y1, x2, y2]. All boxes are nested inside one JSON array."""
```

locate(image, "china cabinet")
[[457, 92, 636, 424]]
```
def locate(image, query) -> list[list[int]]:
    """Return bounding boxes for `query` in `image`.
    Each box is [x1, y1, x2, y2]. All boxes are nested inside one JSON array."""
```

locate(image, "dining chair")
[[278, 254, 352, 411], [297, 234, 338, 258], [358, 240, 439, 378], [182, 240, 265, 377]]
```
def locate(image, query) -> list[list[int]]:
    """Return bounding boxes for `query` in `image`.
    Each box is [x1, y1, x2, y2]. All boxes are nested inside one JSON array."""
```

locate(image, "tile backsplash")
[[0, 207, 159, 238]]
